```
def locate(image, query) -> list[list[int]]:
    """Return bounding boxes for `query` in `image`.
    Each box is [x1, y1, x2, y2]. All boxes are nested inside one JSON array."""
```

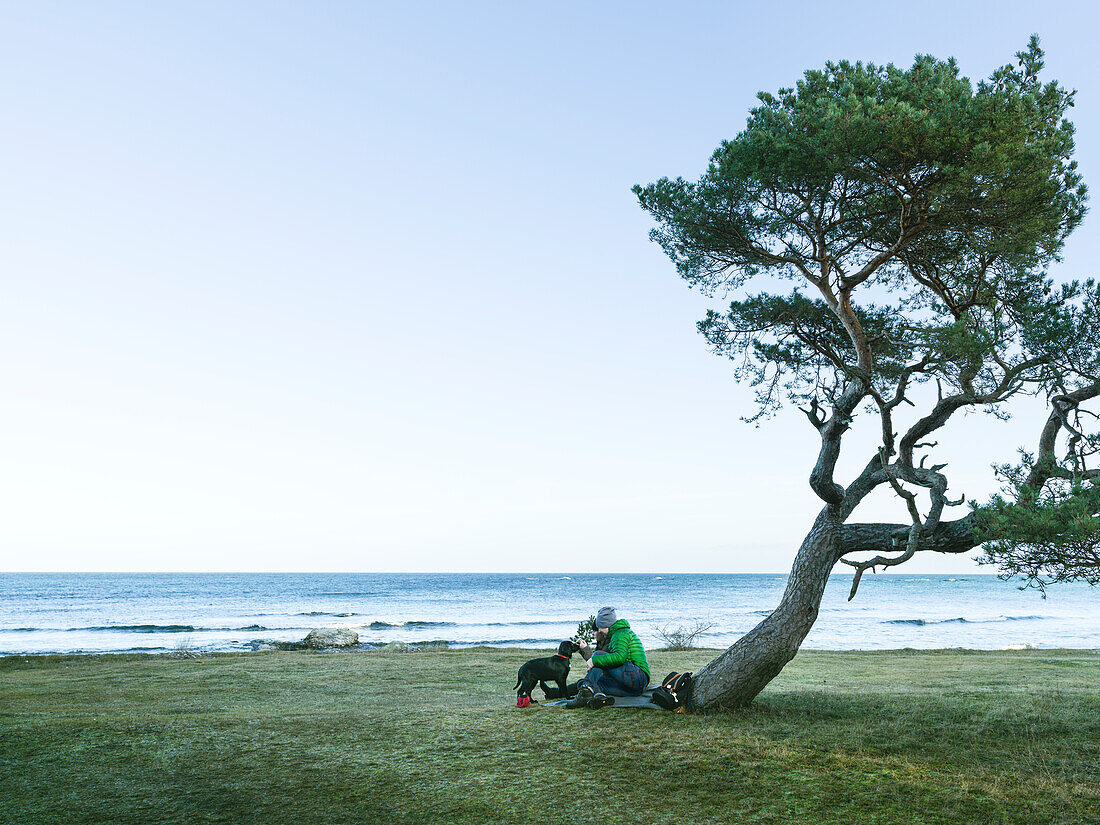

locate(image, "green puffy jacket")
[[591, 619, 650, 679]]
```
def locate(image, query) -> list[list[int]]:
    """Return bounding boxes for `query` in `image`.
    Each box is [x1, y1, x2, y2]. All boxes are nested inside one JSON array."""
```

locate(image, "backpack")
[[651, 671, 692, 712]]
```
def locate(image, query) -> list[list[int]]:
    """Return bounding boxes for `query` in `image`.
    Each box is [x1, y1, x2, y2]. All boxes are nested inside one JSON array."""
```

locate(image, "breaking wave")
[[80, 624, 198, 633], [12, 624, 291, 634], [886, 615, 1047, 627]]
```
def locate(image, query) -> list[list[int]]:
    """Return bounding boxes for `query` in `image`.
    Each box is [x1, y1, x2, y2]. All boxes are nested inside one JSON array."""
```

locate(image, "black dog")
[[514, 640, 581, 702]]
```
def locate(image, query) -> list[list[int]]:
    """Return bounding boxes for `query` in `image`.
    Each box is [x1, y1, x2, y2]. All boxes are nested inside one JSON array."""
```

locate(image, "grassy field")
[[2, 647, 1099, 825]]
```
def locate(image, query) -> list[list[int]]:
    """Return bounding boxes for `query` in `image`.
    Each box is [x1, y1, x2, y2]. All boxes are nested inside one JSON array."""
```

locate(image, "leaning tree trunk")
[[691, 508, 841, 710], [689, 510, 979, 710]]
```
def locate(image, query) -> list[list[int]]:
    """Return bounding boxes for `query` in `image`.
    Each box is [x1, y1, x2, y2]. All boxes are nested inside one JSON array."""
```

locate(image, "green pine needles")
[[635, 37, 1099, 592]]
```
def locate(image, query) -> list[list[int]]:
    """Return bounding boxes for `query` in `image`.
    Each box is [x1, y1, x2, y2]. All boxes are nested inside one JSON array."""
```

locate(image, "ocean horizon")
[[2, 572, 1097, 656]]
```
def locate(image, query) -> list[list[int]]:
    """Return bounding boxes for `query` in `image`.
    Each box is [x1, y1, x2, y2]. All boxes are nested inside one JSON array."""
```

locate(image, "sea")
[[0, 572, 1097, 656]]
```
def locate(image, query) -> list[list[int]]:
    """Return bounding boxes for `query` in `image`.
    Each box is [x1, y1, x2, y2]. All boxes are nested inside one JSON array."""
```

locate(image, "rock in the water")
[[303, 627, 359, 649]]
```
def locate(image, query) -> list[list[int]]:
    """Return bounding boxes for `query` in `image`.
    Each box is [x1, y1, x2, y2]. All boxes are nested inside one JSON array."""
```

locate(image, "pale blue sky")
[[2, 2, 1098, 572]]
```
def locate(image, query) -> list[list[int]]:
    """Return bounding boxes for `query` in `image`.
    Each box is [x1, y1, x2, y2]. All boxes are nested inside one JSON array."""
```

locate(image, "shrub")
[[654, 620, 716, 651], [575, 615, 597, 645]]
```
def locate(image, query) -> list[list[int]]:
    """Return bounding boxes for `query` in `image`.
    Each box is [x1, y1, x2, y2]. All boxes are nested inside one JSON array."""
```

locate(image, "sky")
[[2, 1, 1099, 573]]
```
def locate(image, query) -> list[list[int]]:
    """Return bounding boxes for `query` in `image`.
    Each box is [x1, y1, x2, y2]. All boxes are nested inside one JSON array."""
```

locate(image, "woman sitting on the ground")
[[568, 606, 649, 709]]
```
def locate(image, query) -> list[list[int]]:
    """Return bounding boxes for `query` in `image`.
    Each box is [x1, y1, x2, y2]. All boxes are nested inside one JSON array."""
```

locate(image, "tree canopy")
[[635, 37, 1098, 594]]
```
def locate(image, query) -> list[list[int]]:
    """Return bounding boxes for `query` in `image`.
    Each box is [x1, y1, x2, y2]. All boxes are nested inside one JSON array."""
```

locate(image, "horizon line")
[[0, 570, 1006, 576]]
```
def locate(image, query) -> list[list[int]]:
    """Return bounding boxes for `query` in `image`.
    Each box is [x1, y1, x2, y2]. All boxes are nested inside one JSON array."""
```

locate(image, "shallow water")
[[1, 572, 1096, 655]]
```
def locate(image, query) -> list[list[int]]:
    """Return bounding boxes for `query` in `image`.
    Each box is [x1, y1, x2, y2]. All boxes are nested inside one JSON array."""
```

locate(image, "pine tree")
[[635, 38, 1097, 710]]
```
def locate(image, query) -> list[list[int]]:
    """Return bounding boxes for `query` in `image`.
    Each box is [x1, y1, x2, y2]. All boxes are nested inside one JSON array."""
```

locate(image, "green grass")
[[2, 648, 1099, 824]]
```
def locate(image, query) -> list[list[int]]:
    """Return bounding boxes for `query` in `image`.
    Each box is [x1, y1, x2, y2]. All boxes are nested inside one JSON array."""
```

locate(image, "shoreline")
[[6, 572, 1097, 654], [4, 644, 1099, 661]]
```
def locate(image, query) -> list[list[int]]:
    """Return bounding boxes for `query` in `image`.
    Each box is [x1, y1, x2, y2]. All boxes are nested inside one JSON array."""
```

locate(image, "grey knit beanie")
[[595, 606, 617, 629]]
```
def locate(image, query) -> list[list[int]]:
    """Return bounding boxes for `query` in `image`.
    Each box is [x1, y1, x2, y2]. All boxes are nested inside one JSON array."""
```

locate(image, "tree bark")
[[691, 507, 841, 710], [840, 514, 978, 555], [689, 512, 981, 711]]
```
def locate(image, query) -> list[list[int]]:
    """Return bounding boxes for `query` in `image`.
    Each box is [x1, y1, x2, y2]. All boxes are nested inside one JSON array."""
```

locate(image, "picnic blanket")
[[543, 688, 663, 710]]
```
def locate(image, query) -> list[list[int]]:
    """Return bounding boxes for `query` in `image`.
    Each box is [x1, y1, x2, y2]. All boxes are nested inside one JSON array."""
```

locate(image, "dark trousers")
[[580, 661, 648, 697]]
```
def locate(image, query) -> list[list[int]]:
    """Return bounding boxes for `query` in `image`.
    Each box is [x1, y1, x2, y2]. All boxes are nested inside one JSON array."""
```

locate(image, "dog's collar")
[[554, 653, 570, 660]]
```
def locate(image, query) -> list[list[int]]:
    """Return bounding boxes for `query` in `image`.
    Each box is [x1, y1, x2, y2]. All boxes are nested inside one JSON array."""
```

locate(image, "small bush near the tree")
[[655, 620, 717, 651]]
